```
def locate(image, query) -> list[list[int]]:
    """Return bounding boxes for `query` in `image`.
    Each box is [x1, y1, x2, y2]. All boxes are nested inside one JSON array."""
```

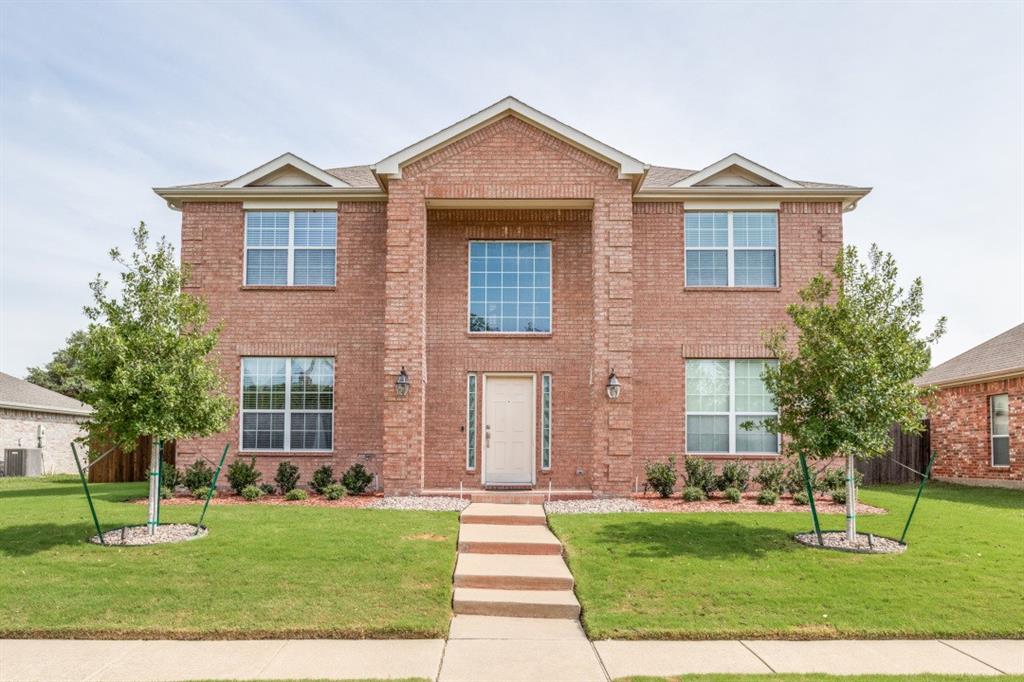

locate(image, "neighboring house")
[[153, 97, 870, 496], [0, 372, 92, 475], [917, 323, 1023, 488]]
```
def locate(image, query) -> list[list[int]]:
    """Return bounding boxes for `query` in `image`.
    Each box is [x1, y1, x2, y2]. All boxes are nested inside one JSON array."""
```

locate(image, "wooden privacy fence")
[[87, 437, 176, 483], [856, 420, 930, 485]]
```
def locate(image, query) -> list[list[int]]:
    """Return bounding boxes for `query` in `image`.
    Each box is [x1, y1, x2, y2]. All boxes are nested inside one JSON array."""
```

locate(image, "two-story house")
[[154, 97, 870, 497]]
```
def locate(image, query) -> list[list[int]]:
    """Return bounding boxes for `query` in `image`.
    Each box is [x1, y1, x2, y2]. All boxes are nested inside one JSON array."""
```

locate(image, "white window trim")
[[686, 359, 780, 455], [239, 357, 334, 453], [541, 373, 552, 470], [684, 210, 779, 288], [466, 240, 554, 335], [466, 374, 478, 470], [243, 210, 337, 287], [990, 393, 1010, 468]]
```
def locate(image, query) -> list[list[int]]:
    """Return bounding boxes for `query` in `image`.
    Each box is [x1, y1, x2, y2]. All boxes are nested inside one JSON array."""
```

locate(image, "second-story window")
[[244, 210, 337, 286], [684, 211, 778, 288], [468, 241, 551, 333]]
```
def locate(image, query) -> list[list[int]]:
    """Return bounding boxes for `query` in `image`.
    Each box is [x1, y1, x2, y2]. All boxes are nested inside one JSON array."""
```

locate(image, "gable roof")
[[670, 153, 801, 189], [917, 323, 1024, 387], [224, 152, 351, 189], [0, 372, 92, 416]]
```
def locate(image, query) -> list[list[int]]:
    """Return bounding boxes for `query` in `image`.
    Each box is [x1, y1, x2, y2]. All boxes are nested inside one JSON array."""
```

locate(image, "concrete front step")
[[454, 552, 574, 590], [453, 588, 581, 619], [458, 524, 562, 555], [460, 503, 547, 526]]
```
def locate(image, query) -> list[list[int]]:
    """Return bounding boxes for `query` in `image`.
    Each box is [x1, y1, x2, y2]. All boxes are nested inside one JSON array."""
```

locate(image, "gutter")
[[0, 400, 93, 417], [917, 368, 1024, 390]]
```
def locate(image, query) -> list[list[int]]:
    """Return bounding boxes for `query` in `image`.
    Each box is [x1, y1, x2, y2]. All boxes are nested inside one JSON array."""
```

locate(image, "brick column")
[[591, 184, 635, 495], [382, 182, 427, 494]]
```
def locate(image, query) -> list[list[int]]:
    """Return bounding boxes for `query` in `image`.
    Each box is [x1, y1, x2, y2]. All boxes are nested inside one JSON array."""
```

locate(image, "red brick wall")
[[930, 376, 1023, 483]]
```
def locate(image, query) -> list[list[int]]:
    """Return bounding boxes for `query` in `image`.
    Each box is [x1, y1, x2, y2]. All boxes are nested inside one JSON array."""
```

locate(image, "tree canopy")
[[26, 330, 92, 401]]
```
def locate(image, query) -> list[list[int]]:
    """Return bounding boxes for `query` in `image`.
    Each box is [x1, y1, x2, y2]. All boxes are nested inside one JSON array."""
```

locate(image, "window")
[[241, 357, 333, 451], [686, 359, 778, 454], [541, 374, 552, 469], [991, 394, 1009, 467], [685, 211, 777, 287], [468, 241, 551, 333], [245, 211, 336, 286], [466, 374, 478, 470]]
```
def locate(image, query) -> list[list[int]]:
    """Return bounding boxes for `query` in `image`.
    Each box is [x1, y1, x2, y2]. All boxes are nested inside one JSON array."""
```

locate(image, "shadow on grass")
[[585, 518, 798, 560], [0, 523, 96, 556]]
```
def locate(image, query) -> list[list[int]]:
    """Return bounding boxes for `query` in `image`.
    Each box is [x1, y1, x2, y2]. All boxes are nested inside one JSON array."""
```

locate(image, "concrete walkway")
[[2, 633, 1021, 681]]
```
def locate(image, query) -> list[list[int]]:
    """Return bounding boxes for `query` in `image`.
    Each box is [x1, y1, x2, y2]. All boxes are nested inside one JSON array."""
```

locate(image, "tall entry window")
[[991, 394, 1010, 466], [241, 357, 334, 451], [469, 241, 551, 333], [244, 210, 337, 286], [686, 359, 778, 454]]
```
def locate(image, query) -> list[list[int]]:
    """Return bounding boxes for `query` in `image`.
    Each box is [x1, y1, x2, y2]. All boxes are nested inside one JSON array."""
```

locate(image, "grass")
[[616, 677, 1024, 682], [0, 476, 458, 639], [549, 483, 1024, 640]]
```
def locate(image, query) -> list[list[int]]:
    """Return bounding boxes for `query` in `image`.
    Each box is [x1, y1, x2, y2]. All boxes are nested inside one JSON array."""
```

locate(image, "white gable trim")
[[225, 153, 350, 189], [373, 96, 648, 180], [672, 153, 800, 189]]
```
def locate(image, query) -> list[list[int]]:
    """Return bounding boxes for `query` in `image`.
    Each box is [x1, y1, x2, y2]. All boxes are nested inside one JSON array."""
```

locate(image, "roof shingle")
[[0, 372, 92, 415], [917, 323, 1024, 386]]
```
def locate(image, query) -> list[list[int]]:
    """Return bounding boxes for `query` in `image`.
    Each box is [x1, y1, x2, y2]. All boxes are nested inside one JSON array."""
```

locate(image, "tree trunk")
[[147, 439, 160, 535], [846, 452, 857, 542]]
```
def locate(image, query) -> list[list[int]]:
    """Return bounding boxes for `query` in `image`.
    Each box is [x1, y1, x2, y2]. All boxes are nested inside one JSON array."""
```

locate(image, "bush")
[[792, 490, 809, 505], [227, 457, 261, 494], [160, 461, 182, 489], [341, 463, 374, 494], [681, 486, 706, 502], [183, 460, 214, 491], [724, 487, 742, 503], [831, 488, 847, 505], [783, 465, 808, 495], [757, 489, 778, 505], [644, 456, 678, 498], [716, 459, 750, 492], [192, 487, 213, 499], [284, 488, 308, 501], [259, 483, 276, 495], [817, 466, 863, 494], [240, 484, 264, 501], [684, 456, 717, 495], [323, 483, 346, 501], [310, 465, 335, 494], [753, 461, 786, 494], [160, 485, 173, 500], [275, 460, 300, 494]]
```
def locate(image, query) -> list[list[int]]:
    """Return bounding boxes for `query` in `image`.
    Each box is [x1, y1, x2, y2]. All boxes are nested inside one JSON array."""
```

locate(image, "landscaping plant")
[[241, 485, 264, 502], [275, 460, 300, 494], [753, 461, 786, 495], [681, 486, 705, 502], [310, 465, 336, 494], [724, 487, 742, 503], [285, 488, 308, 501], [323, 483, 346, 501], [341, 463, 374, 494], [716, 459, 750, 492], [227, 457, 261, 494], [683, 456, 717, 496], [757, 489, 778, 505], [192, 487, 211, 499], [159, 485, 172, 500], [644, 456, 678, 498], [183, 460, 215, 492], [832, 488, 848, 505], [792, 490, 809, 505], [160, 461, 182, 490], [259, 483, 276, 495], [760, 244, 945, 541]]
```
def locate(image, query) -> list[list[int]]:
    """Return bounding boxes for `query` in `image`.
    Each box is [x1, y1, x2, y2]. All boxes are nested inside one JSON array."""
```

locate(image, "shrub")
[[818, 466, 863, 494], [323, 483, 346, 501], [792, 490, 809, 505], [831, 488, 847, 505], [192, 487, 213, 499], [160, 485, 173, 500], [259, 483, 276, 495], [724, 487, 742, 503], [183, 460, 214, 491], [160, 461, 182, 489], [644, 456, 678, 498], [683, 456, 717, 495], [757, 489, 778, 505], [753, 461, 786, 494], [782, 465, 808, 495], [284, 488, 308, 501], [341, 463, 374, 494], [241, 484, 264, 502], [681, 486, 706, 502], [716, 459, 750, 492], [227, 457, 261, 494], [310, 465, 335, 494], [275, 460, 300, 493]]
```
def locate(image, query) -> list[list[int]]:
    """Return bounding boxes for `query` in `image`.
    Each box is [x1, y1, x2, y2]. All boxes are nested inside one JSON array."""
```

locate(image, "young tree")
[[79, 222, 234, 534], [26, 330, 92, 401], [761, 244, 945, 542]]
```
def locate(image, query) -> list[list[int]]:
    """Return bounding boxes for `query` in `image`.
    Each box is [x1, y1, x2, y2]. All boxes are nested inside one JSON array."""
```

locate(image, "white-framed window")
[[686, 359, 779, 454], [244, 210, 337, 286], [991, 393, 1010, 467], [466, 374, 478, 470], [241, 357, 334, 451], [541, 373, 552, 469], [685, 211, 778, 287], [468, 241, 551, 333]]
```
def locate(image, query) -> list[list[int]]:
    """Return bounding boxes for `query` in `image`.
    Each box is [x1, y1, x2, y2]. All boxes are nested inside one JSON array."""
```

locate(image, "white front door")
[[483, 376, 535, 485]]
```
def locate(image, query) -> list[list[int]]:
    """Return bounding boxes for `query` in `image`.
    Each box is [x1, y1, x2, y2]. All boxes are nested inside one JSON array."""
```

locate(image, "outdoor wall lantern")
[[606, 369, 621, 400], [395, 366, 410, 397]]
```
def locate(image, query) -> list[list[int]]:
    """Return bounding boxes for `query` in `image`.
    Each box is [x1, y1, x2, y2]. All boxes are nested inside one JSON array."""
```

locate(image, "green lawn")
[[550, 483, 1024, 640], [618, 677, 1024, 682], [0, 476, 458, 639]]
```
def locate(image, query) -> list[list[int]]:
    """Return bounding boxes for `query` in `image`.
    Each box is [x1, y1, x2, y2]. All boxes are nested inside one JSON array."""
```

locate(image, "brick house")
[[0, 372, 92, 475], [154, 97, 870, 496], [917, 323, 1023, 488]]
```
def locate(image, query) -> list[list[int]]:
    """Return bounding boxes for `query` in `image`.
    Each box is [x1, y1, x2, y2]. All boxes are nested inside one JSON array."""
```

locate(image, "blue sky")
[[1, 1, 1021, 376]]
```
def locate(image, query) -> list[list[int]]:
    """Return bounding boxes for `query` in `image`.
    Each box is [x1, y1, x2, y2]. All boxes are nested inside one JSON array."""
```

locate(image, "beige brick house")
[[0, 372, 91, 475], [154, 97, 870, 496]]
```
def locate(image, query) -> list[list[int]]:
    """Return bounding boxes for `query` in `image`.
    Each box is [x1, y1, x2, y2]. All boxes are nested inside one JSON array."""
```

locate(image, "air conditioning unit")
[[3, 449, 44, 477]]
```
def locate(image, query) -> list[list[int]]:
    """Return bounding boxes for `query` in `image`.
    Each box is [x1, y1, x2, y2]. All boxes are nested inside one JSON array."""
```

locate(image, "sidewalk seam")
[[589, 639, 613, 682], [252, 640, 288, 679], [938, 639, 1008, 675], [436, 629, 450, 682], [739, 640, 777, 673], [82, 640, 141, 681]]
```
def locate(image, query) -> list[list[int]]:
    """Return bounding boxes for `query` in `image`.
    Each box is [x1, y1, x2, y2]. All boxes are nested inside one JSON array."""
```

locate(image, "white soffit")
[[672, 153, 800, 189], [225, 152, 350, 189], [373, 96, 648, 180], [683, 199, 781, 210]]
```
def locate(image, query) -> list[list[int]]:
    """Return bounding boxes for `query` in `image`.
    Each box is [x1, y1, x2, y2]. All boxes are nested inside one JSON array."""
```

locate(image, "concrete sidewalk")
[[1, 628, 1021, 681]]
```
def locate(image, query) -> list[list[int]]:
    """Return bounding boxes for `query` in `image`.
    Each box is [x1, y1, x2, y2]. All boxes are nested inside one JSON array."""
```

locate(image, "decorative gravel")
[[545, 498, 649, 514], [795, 530, 906, 554], [366, 496, 471, 512], [90, 524, 207, 546]]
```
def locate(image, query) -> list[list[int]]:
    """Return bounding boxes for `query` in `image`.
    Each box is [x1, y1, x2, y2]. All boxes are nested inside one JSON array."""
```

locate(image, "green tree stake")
[[799, 452, 823, 545], [196, 444, 230, 536], [71, 442, 105, 545], [900, 450, 936, 545]]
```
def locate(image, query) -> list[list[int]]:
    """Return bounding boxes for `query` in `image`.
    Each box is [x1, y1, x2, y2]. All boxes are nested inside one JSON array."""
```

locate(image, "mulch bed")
[[90, 523, 207, 546], [795, 530, 906, 553], [133, 493, 380, 508], [634, 492, 886, 514]]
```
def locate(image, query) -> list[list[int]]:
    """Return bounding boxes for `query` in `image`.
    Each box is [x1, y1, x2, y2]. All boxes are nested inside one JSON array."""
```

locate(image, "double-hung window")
[[468, 241, 551, 333], [244, 210, 336, 286], [685, 211, 777, 287], [990, 394, 1010, 467], [241, 357, 334, 451], [686, 359, 778, 454]]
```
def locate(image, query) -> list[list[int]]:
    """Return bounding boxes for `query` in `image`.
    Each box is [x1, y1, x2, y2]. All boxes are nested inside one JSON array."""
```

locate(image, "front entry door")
[[483, 376, 535, 485]]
